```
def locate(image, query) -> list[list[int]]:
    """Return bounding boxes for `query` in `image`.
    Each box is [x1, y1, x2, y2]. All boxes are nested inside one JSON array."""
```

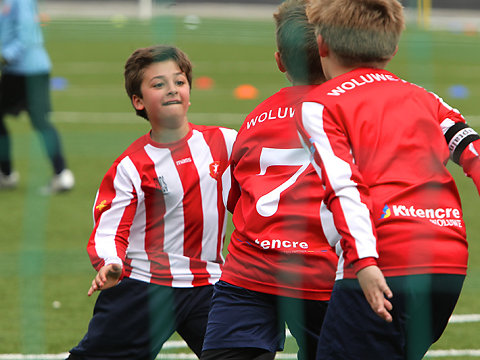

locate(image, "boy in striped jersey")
[[296, 0, 480, 359], [66, 45, 237, 360]]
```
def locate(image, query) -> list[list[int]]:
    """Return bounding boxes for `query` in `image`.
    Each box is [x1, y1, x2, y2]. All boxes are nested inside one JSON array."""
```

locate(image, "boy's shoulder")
[[304, 68, 419, 103], [190, 123, 238, 139], [112, 132, 150, 165]]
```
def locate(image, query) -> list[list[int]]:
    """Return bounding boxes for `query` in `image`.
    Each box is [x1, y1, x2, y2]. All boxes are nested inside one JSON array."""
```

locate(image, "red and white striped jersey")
[[87, 123, 237, 288], [297, 68, 480, 280], [221, 86, 339, 301]]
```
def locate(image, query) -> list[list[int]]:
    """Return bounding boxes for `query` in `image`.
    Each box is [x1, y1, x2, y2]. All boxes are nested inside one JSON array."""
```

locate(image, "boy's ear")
[[392, 45, 399, 57], [275, 51, 287, 73], [317, 35, 329, 58], [132, 94, 144, 111]]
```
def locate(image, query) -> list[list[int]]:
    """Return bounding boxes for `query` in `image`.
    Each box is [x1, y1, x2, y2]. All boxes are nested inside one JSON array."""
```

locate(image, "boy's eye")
[[153, 82, 165, 88], [176, 80, 186, 86]]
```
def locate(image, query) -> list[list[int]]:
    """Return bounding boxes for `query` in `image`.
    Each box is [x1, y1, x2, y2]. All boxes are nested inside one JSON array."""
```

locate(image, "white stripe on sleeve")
[[301, 101, 378, 259]]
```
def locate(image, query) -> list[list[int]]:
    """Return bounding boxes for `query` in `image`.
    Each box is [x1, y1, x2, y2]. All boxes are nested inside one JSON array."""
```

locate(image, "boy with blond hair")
[[66, 45, 237, 360], [296, 0, 480, 359]]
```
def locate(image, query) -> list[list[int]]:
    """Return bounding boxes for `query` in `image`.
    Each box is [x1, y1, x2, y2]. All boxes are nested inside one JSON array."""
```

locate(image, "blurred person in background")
[[0, 0, 74, 193]]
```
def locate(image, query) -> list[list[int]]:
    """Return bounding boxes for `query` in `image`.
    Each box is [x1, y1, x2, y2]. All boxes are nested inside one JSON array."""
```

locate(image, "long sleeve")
[[87, 158, 138, 271], [459, 140, 480, 194], [435, 94, 480, 194], [297, 101, 378, 274]]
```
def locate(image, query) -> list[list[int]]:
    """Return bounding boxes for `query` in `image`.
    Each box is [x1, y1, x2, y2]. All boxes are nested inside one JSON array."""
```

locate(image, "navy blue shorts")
[[202, 280, 328, 359], [316, 274, 465, 360], [68, 277, 213, 360]]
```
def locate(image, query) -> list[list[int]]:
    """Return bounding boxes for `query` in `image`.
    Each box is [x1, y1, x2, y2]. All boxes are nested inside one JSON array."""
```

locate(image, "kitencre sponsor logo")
[[380, 204, 462, 228]]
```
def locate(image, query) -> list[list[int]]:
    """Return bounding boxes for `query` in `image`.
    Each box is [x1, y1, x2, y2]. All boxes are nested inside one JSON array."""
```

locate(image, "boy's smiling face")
[[132, 60, 191, 136]]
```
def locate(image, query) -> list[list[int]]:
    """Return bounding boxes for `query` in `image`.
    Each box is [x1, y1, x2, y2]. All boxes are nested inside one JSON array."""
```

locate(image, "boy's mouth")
[[163, 100, 182, 105]]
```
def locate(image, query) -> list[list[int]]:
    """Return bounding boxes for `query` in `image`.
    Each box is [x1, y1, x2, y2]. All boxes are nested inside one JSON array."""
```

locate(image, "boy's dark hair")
[[124, 45, 193, 120], [307, 0, 405, 67], [274, 0, 325, 84]]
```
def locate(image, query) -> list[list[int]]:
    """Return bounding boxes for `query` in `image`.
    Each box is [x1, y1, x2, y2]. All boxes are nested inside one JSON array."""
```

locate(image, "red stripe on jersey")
[[171, 145, 203, 259], [202, 128, 229, 263], [170, 142, 209, 286], [134, 147, 172, 285], [113, 186, 137, 264]]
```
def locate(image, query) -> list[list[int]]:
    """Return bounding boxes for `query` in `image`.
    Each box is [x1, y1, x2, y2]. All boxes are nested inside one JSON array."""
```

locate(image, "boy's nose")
[[167, 87, 178, 95]]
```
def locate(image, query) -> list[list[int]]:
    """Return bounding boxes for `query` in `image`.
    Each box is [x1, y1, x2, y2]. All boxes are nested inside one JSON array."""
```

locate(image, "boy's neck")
[[150, 122, 190, 144], [322, 55, 389, 80]]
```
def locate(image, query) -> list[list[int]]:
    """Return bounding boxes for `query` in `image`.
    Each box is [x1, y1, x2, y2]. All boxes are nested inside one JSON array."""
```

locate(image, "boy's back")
[[299, 0, 480, 357], [299, 67, 468, 280], [222, 85, 338, 300]]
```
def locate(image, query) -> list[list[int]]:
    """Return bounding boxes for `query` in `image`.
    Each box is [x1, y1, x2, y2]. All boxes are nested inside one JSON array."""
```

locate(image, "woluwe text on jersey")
[[246, 107, 295, 130], [327, 72, 400, 96]]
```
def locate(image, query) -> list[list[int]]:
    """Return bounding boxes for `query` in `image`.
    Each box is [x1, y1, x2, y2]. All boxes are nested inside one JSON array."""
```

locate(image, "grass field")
[[0, 11, 479, 359]]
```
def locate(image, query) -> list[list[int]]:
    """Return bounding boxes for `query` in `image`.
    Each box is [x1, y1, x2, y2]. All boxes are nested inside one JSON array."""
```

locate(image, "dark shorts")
[[0, 73, 51, 116], [316, 274, 465, 360], [202, 280, 328, 360], [68, 277, 214, 360]]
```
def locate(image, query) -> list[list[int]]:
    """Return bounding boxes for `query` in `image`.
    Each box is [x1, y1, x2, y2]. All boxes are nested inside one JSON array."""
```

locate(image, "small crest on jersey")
[[95, 200, 108, 213], [154, 176, 169, 194], [209, 161, 221, 179]]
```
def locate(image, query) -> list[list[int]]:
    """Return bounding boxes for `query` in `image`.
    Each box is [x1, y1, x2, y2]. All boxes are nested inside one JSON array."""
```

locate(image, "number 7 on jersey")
[[256, 147, 310, 217]]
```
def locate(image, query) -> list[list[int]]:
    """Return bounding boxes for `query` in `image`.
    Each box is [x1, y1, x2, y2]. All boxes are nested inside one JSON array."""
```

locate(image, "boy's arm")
[[87, 263, 123, 296], [221, 163, 241, 214], [297, 101, 379, 270], [458, 140, 480, 194], [87, 160, 138, 278], [357, 265, 393, 322], [297, 101, 393, 321], [436, 94, 480, 194], [445, 122, 480, 194]]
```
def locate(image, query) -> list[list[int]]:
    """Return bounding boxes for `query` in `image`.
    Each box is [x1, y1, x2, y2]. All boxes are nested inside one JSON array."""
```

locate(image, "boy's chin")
[[157, 114, 189, 128]]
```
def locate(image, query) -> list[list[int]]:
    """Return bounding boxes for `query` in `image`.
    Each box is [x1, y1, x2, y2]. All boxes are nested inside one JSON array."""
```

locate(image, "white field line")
[[50, 111, 246, 126], [1, 314, 479, 359], [450, 314, 480, 323], [48, 112, 480, 128], [426, 350, 480, 357]]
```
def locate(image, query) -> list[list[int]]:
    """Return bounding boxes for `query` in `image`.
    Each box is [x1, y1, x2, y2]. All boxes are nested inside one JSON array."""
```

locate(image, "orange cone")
[[234, 84, 259, 100], [195, 76, 214, 90]]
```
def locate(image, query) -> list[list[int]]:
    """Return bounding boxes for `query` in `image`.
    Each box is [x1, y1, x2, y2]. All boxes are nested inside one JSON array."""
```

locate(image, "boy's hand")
[[87, 263, 122, 296], [356, 265, 393, 322]]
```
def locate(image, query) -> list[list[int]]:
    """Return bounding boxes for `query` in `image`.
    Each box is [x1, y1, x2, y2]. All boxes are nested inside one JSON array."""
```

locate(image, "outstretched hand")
[[88, 263, 123, 296], [356, 265, 393, 322]]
